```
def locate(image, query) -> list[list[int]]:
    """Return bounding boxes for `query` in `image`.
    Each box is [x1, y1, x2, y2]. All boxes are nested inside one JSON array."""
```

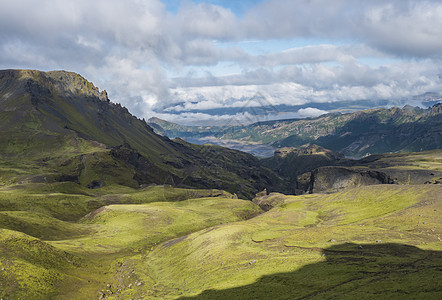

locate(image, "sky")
[[1, 0, 442, 125]]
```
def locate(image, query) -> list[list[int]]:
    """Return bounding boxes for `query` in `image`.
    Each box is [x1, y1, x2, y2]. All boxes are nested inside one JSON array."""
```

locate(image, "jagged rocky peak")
[[46, 70, 109, 102], [430, 102, 442, 115], [1, 69, 109, 102], [400, 104, 425, 115]]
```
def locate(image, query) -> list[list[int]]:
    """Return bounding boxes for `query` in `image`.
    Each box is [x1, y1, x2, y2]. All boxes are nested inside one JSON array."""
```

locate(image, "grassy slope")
[[142, 185, 441, 299], [0, 183, 260, 299], [172, 139, 290, 197], [0, 176, 440, 299], [0, 69, 180, 172]]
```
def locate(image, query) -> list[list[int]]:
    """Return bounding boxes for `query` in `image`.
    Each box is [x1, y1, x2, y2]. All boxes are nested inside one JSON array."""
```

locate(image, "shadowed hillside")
[[181, 243, 442, 300]]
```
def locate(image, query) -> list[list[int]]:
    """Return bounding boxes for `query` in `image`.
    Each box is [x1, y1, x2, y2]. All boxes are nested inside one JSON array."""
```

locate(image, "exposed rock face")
[[425, 177, 442, 184], [430, 103, 442, 115], [0, 69, 110, 104], [345, 153, 442, 184], [110, 144, 174, 185], [295, 172, 313, 195], [45, 70, 110, 102], [86, 180, 106, 189], [296, 166, 395, 194]]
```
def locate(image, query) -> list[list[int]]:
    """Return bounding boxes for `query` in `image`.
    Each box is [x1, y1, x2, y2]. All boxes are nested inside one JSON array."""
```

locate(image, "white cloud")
[[153, 111, 264, 126], [297, 108, 329, 118], [241, 0, 442, 57], [174, 2, 238, 39], [0, 0, 441, 124], [362, 1, 442, 57]]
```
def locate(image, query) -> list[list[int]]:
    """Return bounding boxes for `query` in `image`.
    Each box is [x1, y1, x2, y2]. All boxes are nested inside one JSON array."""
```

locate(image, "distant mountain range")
[[149, 103, 442, 157]]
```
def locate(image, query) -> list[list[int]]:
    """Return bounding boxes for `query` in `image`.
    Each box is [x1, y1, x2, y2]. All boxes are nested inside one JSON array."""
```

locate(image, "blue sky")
[[165, 0, 266, 16], [1, 0, 441, 125]]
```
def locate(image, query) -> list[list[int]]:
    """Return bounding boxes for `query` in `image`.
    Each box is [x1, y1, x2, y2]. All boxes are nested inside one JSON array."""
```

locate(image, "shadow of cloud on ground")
[[180, 243, 442, 300]]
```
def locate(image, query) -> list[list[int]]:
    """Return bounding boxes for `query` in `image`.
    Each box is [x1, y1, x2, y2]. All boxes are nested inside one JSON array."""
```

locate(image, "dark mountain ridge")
[[0, 69, 288, 198]]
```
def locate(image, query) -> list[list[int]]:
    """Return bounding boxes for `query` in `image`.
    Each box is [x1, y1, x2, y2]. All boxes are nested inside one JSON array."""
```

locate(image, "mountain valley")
[[0, 70, 441, 299]]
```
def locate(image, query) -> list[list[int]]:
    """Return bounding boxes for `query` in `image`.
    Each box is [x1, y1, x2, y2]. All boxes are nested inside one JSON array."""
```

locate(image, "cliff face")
[[296, 166, 395, 194], [430, 103, 442, 115], [262, 144, 345, 184]]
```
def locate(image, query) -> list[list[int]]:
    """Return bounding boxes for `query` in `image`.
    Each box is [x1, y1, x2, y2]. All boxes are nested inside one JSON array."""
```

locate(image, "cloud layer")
[[1, 0, 441, 124]]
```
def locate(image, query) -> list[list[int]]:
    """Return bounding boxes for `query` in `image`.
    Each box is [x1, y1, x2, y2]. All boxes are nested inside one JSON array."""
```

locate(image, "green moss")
[[0, 211, 93, 240], [52, 197, 261, 255], [0, 229, 83, 299], [0, 184, 441, 299]]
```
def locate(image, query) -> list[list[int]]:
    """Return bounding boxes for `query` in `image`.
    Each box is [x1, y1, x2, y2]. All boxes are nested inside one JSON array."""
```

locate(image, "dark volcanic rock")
[[56, 174, 80, 183], [110, 144, 176, 186], [425, 177, 442, 184], [430, 103, 442, 115], [87, 180, 106, 189], [296, 166, 395, 194], [262, 144, 345, 184]]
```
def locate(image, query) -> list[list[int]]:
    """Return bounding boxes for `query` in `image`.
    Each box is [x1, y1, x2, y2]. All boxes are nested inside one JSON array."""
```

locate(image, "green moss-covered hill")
[[0, 181, 440, 299]]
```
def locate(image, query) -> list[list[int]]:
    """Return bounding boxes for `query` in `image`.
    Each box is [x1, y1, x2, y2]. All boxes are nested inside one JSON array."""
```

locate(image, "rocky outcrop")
[[430, 102, 442, 115], [46, 70, 109, 102], [296, 166, 395, 194], [86, 180, 106, 189], [252, 192, 286, 211], [263, 144, 345, 184], [110, 144, 175, 185], [425, 177, 442, 184]]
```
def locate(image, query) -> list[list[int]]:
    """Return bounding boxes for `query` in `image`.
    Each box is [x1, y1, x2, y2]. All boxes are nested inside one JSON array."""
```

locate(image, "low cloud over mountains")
[[1, 0, 441, 124]]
